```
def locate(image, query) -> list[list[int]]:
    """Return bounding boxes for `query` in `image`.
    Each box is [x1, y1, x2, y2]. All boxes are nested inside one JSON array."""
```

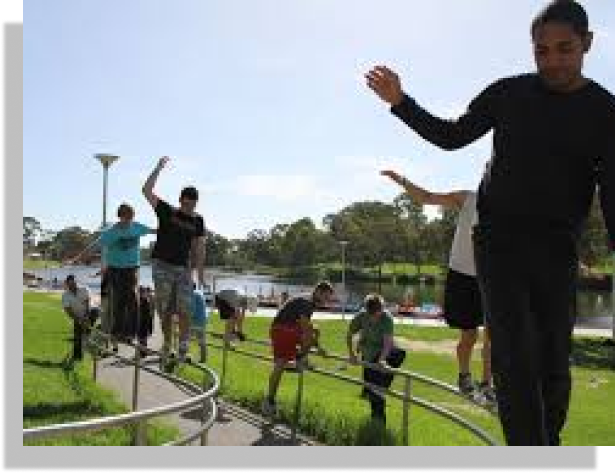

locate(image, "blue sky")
[[24, 0, 615, 244]]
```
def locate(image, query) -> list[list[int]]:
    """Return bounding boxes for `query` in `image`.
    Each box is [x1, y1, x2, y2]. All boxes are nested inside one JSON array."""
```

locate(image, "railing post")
[[291, 365, 305, 443], [200, 372, 210, 446], [92, 338, 98, 381], [221, 333, 229, 393], [402, 375, 411, 445], [132, 338, 144, 445]]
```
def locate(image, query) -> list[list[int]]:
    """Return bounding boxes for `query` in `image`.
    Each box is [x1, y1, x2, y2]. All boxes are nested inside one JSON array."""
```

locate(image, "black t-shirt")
[[151, 199, 205, 267], [273, 296, 314, 325], [391, 74, 615, 248]]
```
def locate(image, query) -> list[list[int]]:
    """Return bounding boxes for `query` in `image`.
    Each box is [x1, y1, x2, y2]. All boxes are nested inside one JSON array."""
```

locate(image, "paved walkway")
[[95, 328, 318, 446]]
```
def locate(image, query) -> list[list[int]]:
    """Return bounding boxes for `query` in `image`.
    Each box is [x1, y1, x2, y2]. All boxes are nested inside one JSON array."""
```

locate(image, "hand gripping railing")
[[23, 330, 220, 446], [207, 330, 500, 446]]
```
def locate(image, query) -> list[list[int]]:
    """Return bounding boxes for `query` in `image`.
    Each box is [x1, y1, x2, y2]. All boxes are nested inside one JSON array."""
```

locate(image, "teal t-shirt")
[[99, 222, 152, 268], [349, 310, 394, 361]]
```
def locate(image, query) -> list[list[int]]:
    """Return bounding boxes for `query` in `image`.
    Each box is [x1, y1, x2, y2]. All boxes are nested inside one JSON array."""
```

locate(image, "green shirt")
[[349, 311, 394, 362]]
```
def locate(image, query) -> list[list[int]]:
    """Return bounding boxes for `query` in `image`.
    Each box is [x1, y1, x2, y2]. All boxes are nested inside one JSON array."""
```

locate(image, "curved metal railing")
[[22, 326, 499, 446], [206, 330, 500, 446], [23, 331, 220, 446]]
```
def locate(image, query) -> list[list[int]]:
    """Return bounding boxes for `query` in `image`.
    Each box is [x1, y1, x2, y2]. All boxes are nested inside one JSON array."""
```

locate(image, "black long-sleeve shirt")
[[391, 73, 615, 250]]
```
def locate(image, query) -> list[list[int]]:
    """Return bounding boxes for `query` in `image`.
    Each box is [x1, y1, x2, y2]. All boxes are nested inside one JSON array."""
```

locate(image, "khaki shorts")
[[152, 260, 192, 318]]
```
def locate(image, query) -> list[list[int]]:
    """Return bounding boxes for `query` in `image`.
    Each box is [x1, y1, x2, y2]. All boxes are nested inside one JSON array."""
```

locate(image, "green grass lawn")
[[23, 292, 179, 445], [23, 258, 61, 270], [177, 315, 615, 446]]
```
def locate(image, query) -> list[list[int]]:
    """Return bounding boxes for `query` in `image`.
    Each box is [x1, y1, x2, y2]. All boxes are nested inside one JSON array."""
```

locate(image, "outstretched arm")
[[142, 157, 169, 208], [381, 170, 468, 208], [366, 65, 500, 150]]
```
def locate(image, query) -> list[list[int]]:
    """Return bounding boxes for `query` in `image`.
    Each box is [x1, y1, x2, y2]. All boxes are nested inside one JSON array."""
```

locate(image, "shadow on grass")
[[24, 356, 86, 395], [571, 338, 615, 371], [23, 400, 106, 420], [354, 418, 397, 445]]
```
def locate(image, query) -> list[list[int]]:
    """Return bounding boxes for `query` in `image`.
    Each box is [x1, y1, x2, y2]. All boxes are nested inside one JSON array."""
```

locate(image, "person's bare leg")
[[457, 328, 478, 375], [178, 311, 190, 356], [267, 359, 287, 401], [481, 327, 492, 385]]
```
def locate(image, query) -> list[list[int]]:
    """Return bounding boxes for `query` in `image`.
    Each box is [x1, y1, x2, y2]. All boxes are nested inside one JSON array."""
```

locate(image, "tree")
[[394, 193, 428, 275], [23, 217, 42, 248], [579, 193, 609, 269], [51, 226, 94, 261]]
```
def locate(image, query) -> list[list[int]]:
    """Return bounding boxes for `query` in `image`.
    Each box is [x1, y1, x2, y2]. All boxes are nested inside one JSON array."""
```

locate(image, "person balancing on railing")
[[142, 156, 207, 369], [366, 0, 615, 445], [382, 169, 496, 408], [262, 281, 334, 417]]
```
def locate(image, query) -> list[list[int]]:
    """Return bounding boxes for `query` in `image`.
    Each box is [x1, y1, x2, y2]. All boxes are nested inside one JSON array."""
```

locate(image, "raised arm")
[[366, 66, 500, 150], [142, 157, 169, 208], [381, 170, 468, 209]]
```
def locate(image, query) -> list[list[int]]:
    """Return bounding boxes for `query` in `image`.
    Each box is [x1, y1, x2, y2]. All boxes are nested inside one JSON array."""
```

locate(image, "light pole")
[[339, 240, 348, 321], [95, 154, 120, 227]]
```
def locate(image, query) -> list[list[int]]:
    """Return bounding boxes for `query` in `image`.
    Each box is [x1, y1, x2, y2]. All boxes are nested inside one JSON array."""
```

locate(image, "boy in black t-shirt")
[[142, 157, 207, 367]]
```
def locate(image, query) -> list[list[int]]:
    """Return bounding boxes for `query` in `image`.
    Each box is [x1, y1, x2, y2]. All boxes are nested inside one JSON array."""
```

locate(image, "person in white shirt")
[[61, 274, 99, 360], [382, 170, 495, 405]]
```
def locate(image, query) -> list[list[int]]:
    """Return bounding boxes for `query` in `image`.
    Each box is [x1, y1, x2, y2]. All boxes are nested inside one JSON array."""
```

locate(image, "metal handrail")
[[206, 330, 500, 446], [23, 331, 220, 446]]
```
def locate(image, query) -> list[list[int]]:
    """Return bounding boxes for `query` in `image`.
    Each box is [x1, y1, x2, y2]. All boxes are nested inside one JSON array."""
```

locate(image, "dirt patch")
[[394, 337, 485, 356]]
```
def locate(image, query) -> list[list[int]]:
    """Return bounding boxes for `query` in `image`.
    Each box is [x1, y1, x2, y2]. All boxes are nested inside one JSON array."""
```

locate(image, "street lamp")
[[95, 154, 120, 227], [339, 240, 348, 321]]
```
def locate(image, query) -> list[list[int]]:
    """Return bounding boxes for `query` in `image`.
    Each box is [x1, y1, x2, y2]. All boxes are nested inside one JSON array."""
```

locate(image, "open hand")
[[157, 156, 170, 169], [365, 66, 405, 106]]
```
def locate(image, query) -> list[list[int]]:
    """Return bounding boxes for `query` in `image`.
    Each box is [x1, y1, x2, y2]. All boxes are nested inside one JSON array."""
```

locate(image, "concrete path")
[[95, 329, 318, 446]]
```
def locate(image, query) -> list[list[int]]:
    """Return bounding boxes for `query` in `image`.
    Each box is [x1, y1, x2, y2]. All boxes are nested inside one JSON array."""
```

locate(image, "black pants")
[[363, 361, 390, 421], [72, 308, 99, 360], [137, 297, 154, 343], [474, 225, 577, 445], [108, 267, 139, 339]]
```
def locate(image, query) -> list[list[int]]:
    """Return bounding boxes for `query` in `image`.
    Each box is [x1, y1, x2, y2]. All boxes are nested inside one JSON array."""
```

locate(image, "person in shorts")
[[215, 288, 247, 344], [142, 156, 206, 365], [262, 281, 334, 416], [382, 170, 494, 403], [191, 284, 208, 363]]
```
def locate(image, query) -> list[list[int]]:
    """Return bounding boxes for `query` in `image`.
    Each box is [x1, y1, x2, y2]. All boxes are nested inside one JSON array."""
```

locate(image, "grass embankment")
[[23, 292, 179, 445], [178, 315, 615, 446]]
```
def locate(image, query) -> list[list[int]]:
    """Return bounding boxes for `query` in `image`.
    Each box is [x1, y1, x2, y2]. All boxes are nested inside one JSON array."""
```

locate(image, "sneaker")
[[458, 373, 476, 396], [261, 398, 277, 417], [179, 351, 192, 364], [478, 382, 498, 409]]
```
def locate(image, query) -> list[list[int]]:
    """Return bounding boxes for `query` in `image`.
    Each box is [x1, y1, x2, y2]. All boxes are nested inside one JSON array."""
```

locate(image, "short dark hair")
[[180, 186, 199, 201], [531, 0, 589, 37], [117, 203, 134, 218], [65, 274, 76, 283], [314, 280, 334, 294], [364, 294, 384, 314]]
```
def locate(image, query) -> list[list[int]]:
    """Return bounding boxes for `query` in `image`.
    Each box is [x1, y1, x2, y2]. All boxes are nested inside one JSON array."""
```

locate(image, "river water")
[[29, 264, 613, 319]]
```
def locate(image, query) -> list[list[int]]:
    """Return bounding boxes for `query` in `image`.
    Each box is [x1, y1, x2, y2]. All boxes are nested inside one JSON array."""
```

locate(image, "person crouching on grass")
[[262, 281, 334, 416]]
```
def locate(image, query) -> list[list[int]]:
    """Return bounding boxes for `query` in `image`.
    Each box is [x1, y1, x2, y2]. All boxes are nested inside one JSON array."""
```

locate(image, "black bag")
[[385, 346, 406, 368]]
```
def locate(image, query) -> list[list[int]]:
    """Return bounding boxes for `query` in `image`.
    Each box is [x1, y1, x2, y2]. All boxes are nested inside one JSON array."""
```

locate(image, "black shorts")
[[215, 296, 236, 321], [443, 269, 485, 330]]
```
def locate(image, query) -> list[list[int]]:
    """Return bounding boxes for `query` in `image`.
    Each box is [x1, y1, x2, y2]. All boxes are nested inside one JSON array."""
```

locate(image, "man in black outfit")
[[366, 0, 614, 445]]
